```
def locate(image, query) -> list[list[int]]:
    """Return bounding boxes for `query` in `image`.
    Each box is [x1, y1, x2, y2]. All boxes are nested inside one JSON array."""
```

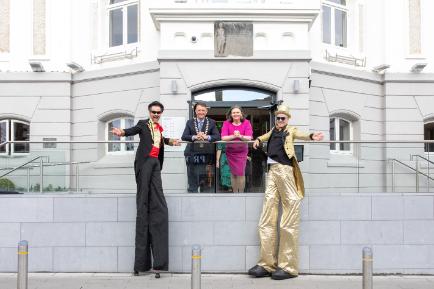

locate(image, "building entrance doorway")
[[191, 86, 277, 193]]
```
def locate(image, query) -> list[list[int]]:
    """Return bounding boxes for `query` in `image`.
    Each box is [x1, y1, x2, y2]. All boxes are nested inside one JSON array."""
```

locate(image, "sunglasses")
[[276, 117, 287, 121], [151, 111, 162, 115]]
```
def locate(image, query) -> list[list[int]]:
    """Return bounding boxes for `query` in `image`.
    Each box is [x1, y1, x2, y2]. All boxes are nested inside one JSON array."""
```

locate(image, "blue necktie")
[[198, 121, 203, 131]]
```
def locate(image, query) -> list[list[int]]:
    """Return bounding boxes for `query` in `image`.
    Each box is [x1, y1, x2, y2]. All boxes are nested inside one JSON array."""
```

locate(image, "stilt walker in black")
[[112, 101, 180, 277]]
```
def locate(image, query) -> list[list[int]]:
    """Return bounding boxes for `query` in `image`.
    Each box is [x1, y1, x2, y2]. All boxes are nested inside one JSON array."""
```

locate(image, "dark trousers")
[[186, 163, 207, 192], [134, 157, 169, 272]]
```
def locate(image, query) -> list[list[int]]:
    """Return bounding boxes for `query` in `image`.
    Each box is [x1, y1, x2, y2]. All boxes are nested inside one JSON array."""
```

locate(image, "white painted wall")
[[2, 0, 432, 73]]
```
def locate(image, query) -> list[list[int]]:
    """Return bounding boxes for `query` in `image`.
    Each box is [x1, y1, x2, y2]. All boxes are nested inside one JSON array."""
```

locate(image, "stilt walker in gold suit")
[[248, 105, 323, 280]]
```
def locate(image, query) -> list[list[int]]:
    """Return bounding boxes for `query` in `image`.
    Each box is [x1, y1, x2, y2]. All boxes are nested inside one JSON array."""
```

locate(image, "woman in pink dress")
[[221, 106, 253, 192]]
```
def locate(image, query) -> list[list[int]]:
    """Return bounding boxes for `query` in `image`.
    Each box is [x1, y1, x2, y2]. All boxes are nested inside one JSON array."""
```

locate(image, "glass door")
[[192, 86, 277, 193]]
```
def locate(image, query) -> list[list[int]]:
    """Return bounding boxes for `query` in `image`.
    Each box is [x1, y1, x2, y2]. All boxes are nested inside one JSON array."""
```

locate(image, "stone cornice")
[[149, 8, 320, 30]]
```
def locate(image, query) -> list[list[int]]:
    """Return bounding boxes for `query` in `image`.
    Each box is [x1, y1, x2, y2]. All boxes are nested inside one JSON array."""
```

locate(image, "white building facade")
[[1, 0, 434, 274]]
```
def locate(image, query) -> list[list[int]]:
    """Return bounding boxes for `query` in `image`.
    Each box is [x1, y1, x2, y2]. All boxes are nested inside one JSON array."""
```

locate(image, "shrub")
[[0, 178, 16, 190]]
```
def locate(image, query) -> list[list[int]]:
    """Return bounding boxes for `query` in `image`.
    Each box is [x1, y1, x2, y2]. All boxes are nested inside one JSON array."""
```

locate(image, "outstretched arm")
[[253, 129, 273, 149], [123, 121, 142, 137], [164, 137, 181, 146], [112, 120, 141, 137], [311, 132, 324, 141], [293, 127, 324, 141]]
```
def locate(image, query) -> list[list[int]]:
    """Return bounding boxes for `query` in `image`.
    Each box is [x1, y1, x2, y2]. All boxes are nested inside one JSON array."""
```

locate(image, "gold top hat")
[[274, 104, 291, 118]]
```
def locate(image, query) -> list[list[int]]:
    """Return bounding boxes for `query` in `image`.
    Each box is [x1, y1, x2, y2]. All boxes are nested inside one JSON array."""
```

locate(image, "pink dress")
[[221, 119, 253, 176]]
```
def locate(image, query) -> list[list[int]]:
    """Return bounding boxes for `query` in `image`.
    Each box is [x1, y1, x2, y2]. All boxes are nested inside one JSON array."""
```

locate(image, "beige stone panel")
[[408, 0, 421, 55], [33, 0, 46, 55], [0, 0, 10, 53]]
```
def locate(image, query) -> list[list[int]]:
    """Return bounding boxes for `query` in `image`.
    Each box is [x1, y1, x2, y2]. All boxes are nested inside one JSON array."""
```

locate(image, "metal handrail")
[[390, 158, 434, 192], [411, 154, 434, 166], [2, 140, 434, 144], [0, 156, 49, 178], [0, 161, 90, 172], [410, 154, 434, 193], [2, 140, 434, 194]]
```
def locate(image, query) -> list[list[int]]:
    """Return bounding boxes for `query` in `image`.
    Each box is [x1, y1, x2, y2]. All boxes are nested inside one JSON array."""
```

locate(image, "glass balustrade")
[[0, 141, 433, 194]]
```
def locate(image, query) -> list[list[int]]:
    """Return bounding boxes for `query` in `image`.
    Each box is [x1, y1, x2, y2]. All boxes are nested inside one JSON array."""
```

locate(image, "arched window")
[[322, 0, 348, 47], [330, 117, 352, 153], [0, 119, 30, 155], [106, 117, 135, 154], [108, 0, 139, 47], [425, 122, 434, 153]]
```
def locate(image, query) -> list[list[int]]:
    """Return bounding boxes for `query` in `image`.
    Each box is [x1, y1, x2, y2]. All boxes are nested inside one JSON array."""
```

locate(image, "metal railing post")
[[26, 168, 30, 193], [76, 164, 80, 193], [391, 160, 395, 192], [191, 244, 201, 289], [17, 240, 28, 289], [429, 154, 431, 193], [415, 157, 419, 192], [362, 247, 373, 289], [39, 158, 43, 193], [357, 143, 360, 193]]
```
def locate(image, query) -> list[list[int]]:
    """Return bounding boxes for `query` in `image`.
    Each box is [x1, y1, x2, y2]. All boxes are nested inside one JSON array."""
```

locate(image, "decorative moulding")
[[149, 8, 320, 30]]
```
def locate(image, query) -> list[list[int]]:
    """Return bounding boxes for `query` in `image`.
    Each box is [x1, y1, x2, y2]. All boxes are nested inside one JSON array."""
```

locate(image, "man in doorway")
[[182, 102, 221, 193], [112, 101, 180, 277], [248, 105, 323, 280]]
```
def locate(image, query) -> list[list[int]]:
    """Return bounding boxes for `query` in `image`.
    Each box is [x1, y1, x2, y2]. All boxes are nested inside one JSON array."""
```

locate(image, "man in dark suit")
[[112, 101, 180, 277], [181, 102, 220, 193]]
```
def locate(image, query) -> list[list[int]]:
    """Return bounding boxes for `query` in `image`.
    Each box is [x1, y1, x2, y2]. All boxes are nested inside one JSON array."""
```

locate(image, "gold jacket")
[[257, 125, 311, 198]]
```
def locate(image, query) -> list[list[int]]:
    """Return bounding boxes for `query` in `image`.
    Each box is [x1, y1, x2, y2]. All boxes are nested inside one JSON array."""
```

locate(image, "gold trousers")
[[257, 163, 301, 275]]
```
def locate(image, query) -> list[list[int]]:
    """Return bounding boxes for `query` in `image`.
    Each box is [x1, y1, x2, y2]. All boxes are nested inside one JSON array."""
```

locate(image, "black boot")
[[248, 265, 271, 277], [271, 268, 298, 280]]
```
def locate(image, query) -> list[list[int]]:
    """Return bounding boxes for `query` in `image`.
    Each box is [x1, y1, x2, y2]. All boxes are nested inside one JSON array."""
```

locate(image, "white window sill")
[[405, 54, 426, 60], [29, 56, 50, 61], [0, 153, 30, 158]]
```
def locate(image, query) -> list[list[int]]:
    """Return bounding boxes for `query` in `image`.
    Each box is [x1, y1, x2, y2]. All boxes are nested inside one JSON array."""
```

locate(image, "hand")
[[312, 132, 324, 141], [112, 127, 123, 137], [253, 139, 260, 149], [216, 160, 220, 168], [195, 132, 205, 141], [172, 139, 181, 146]]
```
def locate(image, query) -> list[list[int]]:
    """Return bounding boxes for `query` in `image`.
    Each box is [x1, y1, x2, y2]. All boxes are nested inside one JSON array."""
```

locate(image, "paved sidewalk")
[[1, 273, 434, 289]]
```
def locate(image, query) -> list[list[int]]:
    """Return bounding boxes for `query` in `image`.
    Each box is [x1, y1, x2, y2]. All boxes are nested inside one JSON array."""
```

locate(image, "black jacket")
[[124, 119, 170, 169], [181, 118, 220, 156]]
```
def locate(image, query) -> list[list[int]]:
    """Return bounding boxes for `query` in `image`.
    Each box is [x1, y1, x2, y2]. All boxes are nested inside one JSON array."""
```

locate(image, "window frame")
[[11, 119, 30, 155], [0, 119, 9, 155], [105, 117, 135, 155], [424, 121, 434, 154], [107, 0, 139, 48], [322, 0, 348, 48], [330, 116, 353, 155], [0, 119, 30, 156]]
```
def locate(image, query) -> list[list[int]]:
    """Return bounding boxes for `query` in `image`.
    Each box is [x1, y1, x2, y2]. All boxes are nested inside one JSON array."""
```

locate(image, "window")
[[106, 117, 135, 153], [425, 122, 434, 153], [330, 117, 352, 153], [108, 0, 139, 47], [0, 119, 30, 155], [322, 0, 347, 48]]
